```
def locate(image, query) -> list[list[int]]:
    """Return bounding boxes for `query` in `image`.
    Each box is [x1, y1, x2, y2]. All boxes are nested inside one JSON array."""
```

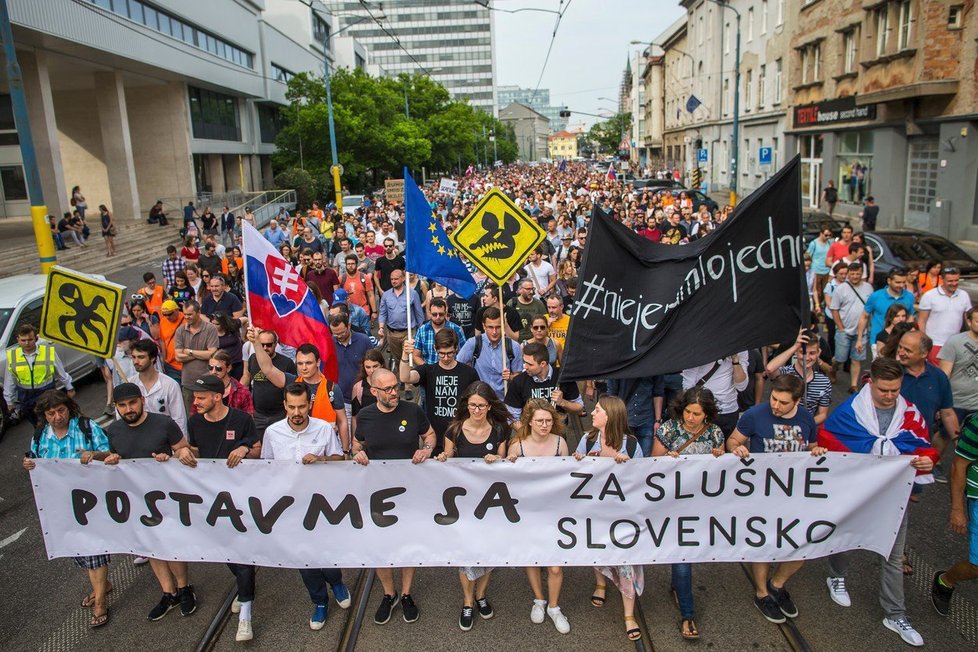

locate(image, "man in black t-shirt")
[[184, 375, 259, 642], [240, 329, 297, 436], [504, 342, 583, 429], [399, 330, 479, 454], [353, 369, 435, 627], [447, 291, 481, 339], [200, 275, 243, 319], [373, 237, 405, 292], [103, 383, 198, 622]]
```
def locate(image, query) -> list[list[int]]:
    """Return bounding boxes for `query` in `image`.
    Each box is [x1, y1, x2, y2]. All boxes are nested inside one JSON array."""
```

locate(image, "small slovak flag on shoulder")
[[242, 221, 337, 381]]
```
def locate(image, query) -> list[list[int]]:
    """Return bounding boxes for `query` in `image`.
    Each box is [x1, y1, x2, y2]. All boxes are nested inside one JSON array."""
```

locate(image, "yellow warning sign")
[[40, 266, 125, 358], [449, 188, 546, 286]]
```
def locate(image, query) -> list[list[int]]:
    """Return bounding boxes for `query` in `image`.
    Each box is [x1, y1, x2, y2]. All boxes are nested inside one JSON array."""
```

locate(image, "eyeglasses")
[[371, 384, 399, 394], [436, 350, 456, 357], [467, 403, 489, 411], [943, 267, 960, 275], [260, 342, 276, 348], [531, 325, 548, 330], [208, 365, 225, 371]]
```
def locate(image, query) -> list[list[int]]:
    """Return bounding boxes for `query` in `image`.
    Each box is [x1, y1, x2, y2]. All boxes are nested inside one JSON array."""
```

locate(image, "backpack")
[[585, 431, 639, 458], [32, 416, 95, 453], [472, 334, 515, 363]]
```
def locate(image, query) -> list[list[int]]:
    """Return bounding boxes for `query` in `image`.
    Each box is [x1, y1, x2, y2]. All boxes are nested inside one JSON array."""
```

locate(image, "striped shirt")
[[30, 417, 110, 459], [955, 415, 978, 499], [778, 365, 832, 416]]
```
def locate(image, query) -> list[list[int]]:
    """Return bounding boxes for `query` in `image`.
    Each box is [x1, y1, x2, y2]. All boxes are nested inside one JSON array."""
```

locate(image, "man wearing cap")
[[333, 289, 370, 335], [103, 383, 197, 621], [158, 300, 185, 382], [100, 325, 140, 415], [184, 374, 259, 641], [263, 219, 288, 248], [173, 300, 219, 410], [262, 382, 349, 631]]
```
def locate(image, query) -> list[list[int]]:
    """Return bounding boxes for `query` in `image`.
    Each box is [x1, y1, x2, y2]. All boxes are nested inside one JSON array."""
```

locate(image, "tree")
[[588, 113, 631, 155]]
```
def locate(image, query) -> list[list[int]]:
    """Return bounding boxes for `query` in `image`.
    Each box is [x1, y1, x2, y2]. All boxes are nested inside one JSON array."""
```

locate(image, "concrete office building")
[[0, 0, 371, 220], [499, 102, 548, 162], [327, 0, 497, 114], [497, 85, 566, 132]]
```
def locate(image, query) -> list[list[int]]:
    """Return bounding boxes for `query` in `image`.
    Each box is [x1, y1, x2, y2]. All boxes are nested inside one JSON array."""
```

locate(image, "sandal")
[[625, 616, 641, 641], [590, 584, 606, 607], [90, 609, 109, 628], [681, 618, 700, 640], [903, 556, 913, 576], [81, 584, 113, 608]]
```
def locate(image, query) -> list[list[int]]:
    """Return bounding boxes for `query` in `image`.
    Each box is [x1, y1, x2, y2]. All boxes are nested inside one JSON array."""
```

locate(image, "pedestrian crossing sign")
[[449, 189, 546, 286], [40, 266, 125, 358]]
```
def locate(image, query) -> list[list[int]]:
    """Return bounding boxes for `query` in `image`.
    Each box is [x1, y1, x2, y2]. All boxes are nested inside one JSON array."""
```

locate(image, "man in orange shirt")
[[157, 300, 185, 382], [139, 273, 166, 316], [340, 254, 376, 319]]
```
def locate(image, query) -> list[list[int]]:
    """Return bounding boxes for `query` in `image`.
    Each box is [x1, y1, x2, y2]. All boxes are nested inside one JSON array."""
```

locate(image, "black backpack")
[[585, 431, 639, 458], [32, 416, 95, 452], [472, 334, 516, 363]]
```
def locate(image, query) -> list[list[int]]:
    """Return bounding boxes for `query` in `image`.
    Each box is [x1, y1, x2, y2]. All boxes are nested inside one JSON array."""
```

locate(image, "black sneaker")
[[177, 585, 197, 616], [476, 596, 494, 620], [401, 594, 419, 623], [148, 593, 178, 621], [374, 593, 399, 625], [931, 571, 954, 616], [768, 581, 798, 618], [754, 595, 786, 624], [459, 605, 474, 631]]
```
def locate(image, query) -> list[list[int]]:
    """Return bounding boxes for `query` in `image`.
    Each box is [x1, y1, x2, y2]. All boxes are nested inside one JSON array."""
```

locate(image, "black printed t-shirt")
[[248, 353, 297, 414], [504, 371, 580, 413], [415, 362, 480, 447], [106, 412, 184, 458], [355, 401, 430, 460], [187, 408, 257, 459]]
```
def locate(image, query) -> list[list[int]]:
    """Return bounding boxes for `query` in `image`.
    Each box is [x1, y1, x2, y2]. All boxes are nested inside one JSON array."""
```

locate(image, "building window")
[[698, 15, 703, 45], [813, 42, 821, 80], [843, 29, 858, 73], [313, 11, 331, 48], [761, 1, 768, 34], [188, 86, 241, 142], [898, 0, 913, 50], [258, 104, 284, 144], [88, 0, 253, 68], [0, 94, 18, 146], [271, 63, 295, 84], [774, 58, 782, 103], [800, 48, 810, 84], [0, 166, 28, 201], [723, 77, 730, 116], [758, 64, 766, 108], [875, 5, 889, 57], [745, 70, 753, 111], [747, 7, 754, 42], [949, 5, 964, 29], [777, 0, 784, 26], [725, 22, 730, 53], [837, 131, 874, 203]]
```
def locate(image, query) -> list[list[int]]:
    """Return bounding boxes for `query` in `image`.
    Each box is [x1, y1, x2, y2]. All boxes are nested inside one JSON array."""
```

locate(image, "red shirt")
[[826, 241, 850, 266], [181, 246, 200, 262], [341, 272, 375, 311], [306, 267, 340, 304]]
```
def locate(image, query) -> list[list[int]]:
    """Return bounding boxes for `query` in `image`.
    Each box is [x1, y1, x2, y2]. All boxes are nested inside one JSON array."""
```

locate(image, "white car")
[[0, 274, 102, 437], [342, 195, 365, 215]]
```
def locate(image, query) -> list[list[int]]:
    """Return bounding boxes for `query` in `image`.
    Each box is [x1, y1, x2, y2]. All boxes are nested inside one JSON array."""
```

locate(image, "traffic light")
[[694, 137, 703, 150], [559, 109, 571, 118], [691, 167, 703, 190]]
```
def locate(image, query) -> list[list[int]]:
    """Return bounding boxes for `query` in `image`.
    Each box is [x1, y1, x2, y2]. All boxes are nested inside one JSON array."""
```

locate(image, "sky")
[[492, 0, 687, 129]]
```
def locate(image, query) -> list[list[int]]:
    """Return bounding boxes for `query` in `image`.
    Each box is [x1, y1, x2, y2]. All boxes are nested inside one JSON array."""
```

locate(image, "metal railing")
[[229, 189, 297, 229]]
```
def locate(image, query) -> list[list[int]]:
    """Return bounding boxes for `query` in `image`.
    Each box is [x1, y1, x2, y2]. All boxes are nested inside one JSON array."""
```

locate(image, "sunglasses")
[[208, 365, 225, 371], [943, 267, 960, 275]]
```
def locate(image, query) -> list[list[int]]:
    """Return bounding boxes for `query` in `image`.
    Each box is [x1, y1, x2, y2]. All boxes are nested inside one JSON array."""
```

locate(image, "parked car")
[[341, 195, 365, 215], [630, 178, 685, 191], [860, 230, 978, 301], [0, 274, 102, 438], [802, 211, 852, 241]]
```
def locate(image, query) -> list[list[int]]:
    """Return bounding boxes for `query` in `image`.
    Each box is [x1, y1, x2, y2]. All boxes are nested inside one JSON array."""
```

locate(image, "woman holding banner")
[[507, 399, 571, 634], [437, 381, 511, 631], [573, 395, 644, 642], [651, 387, 725, 641]]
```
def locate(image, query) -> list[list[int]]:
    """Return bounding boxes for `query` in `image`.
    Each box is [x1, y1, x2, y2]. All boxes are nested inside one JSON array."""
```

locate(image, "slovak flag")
[[242, 221, 338, 381], [607, 165, 617, 181]]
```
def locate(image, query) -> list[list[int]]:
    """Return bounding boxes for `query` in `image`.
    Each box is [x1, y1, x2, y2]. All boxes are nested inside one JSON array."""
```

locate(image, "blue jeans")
[[671, 563, 695, 619], [632, 421, 654, 457], [299, 568, 343, 605]]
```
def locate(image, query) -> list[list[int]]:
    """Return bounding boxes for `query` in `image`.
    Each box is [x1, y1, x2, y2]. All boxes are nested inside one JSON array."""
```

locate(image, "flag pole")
[[241, 221, 254, 329], [499, 283, 507, 394], [406, 270, 414, 369]]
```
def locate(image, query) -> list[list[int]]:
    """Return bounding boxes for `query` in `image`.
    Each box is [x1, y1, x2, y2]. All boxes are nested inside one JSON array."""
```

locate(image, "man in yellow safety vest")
[[4, 323, 74, 426]]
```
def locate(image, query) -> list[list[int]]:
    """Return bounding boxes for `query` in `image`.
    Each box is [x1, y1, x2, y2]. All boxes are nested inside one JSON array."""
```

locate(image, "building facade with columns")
[[0, 0, 367, 220]]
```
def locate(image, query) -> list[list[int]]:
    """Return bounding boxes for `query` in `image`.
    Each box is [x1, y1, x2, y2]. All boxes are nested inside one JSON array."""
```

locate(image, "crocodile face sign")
[[469, 210, 520, 260]]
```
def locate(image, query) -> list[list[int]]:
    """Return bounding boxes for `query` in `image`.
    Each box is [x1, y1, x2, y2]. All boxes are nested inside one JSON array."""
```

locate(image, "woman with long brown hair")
[[573, 395, 644, 641]]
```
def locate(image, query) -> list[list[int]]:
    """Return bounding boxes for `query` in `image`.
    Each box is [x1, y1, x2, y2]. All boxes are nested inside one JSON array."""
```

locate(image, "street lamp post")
[[704, 0, 741, 206]]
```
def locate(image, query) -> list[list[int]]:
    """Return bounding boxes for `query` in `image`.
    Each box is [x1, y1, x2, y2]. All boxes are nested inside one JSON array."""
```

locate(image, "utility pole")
[[0, 0, 54, 273]]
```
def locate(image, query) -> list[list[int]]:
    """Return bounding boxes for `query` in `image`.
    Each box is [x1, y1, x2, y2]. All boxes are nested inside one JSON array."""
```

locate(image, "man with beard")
[[103, 383, 196, 621]]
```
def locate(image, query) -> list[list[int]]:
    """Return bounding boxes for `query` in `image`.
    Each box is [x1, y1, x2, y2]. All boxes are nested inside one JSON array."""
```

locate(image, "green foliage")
[[273, 69, 519, 193], [588, 113, 632, 154]]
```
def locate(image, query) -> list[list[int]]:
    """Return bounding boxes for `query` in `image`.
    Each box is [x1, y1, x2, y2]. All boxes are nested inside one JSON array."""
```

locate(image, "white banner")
[[438, 177, 458, 195], [30, 454, 913, 568]]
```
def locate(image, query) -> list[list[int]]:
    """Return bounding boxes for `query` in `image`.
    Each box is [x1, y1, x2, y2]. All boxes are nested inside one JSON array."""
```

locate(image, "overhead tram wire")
[[357, 0, 433, 78], [531, 0, 573, 100]]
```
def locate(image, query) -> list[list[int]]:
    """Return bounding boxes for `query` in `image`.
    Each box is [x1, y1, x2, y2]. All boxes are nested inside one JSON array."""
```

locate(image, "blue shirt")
[[349, 303, 370, 334], [735, 403, 817, 454], [30, 417, 110, 459], [413, 321, 467, 364], [378, 287, 424, 330], [806, 238, 832, 275], [456, 335, 524, 399], [900, 362, 953, 435], [333, 331, 373, 402], [864, 287, 916, 343], [607, 377, 665, 427], [264, 227, 288, 248]]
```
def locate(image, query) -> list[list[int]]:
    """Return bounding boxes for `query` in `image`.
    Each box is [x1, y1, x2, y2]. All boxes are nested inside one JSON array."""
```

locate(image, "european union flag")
[[686, 95, 702, 113], [403, 168, 477, 298]]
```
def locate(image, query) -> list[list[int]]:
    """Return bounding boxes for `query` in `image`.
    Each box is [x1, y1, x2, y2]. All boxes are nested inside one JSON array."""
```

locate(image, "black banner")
[[561, 156, 808, 381]]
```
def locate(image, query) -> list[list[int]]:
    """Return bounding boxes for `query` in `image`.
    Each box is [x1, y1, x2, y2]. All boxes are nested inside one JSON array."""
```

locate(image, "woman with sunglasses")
[[507, 398, 571, 634], [210, 312, 244, 380], [436, 381, 510, 631], [202, 350, 253, 414], [523, 314, 561, 367]]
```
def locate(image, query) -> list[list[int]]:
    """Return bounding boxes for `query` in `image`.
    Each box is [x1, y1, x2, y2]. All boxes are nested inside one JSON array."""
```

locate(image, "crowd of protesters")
[[18, 161, 977, 646]]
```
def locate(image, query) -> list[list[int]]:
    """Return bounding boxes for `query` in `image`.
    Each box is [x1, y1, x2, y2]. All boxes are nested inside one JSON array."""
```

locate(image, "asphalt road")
[[1, 261, 977, 651]]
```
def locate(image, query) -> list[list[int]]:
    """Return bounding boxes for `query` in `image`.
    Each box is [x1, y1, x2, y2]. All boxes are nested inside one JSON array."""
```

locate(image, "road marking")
[[0, 527, 27, 550]]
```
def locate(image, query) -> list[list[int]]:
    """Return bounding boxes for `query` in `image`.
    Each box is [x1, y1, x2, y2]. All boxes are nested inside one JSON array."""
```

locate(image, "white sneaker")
[[826, 577, 851, 607], [530, 601, 545, 624], [231, 597, 241, 614], [235, 619, 253, 642], [547, 606, 570, 634], [133, 556, 149, 566], [883, 617, 924, 647]]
